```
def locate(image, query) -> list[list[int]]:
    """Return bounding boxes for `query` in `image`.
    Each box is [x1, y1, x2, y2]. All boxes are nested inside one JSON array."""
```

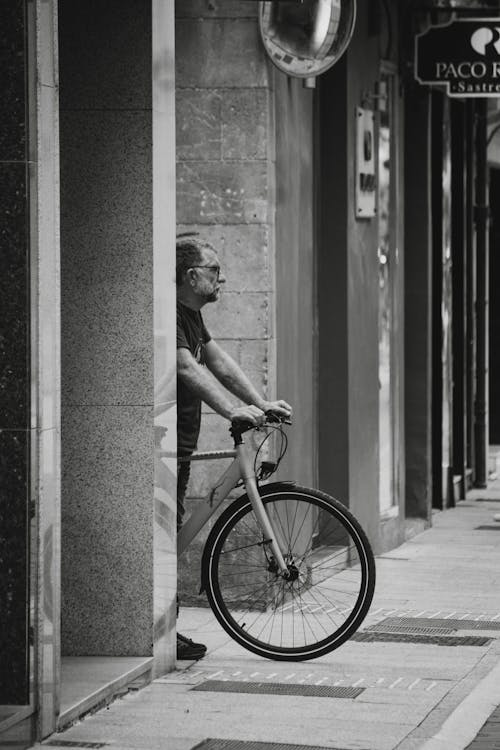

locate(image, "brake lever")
[[264, 412, 292, 426]]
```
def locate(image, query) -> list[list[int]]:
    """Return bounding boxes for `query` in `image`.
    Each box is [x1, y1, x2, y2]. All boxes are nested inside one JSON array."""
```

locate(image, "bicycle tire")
[[201, 483, 375, 661]]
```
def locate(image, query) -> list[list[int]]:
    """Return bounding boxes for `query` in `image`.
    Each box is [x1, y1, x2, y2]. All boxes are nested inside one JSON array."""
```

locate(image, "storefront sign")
[[415, 18, 500, 97], [355, 107, 376, 219]]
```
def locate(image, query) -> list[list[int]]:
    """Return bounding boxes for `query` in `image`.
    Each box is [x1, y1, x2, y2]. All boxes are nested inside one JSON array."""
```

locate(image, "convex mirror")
[[259, 0, 356, 79]]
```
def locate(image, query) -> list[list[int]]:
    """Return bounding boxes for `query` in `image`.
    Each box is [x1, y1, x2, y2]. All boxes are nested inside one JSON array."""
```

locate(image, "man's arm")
[[177, 347, 265, 423], [204, 340, 266, 409], [204, 340, 292, 417]]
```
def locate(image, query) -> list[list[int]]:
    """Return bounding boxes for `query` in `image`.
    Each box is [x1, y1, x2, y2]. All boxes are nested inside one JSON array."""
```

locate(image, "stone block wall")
[[176, 2, 274, 482], [175, 1, 275, 602]]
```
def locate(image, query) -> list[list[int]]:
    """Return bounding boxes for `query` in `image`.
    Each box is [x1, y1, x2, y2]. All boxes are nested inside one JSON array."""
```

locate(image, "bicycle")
[[158, 415, 376, 661]]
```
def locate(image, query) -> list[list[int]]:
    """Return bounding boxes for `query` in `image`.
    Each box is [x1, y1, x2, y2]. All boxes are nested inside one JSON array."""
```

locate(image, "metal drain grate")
[[191, 680, 364, 699], [474, 498, 500, 502], [375, 616, 500, 631], [352, 632, 491, 646], [42, 743, 109, 749], [192, 740, 353, 750], [368, 623, 454, 636], [475, 525, 500, 530]]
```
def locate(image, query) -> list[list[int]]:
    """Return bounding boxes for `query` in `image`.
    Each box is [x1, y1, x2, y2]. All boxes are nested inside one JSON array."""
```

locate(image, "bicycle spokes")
[[204, 487, 375, 659]]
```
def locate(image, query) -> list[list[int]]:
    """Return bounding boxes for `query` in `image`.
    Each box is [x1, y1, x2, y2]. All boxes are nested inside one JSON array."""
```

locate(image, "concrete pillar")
[[59, 0, 155, 656], [317, 58, 350, 509], [404, 84, 433, 521], [274, 74, 316, 487]]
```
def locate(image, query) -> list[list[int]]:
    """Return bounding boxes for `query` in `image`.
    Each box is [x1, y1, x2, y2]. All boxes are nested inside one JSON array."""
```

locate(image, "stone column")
[[59, 0, 155, 657], [404, 84, 433, 521]]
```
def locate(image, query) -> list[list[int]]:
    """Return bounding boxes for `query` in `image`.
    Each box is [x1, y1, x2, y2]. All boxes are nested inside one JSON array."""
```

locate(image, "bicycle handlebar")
[[230, 412, 291, 438]]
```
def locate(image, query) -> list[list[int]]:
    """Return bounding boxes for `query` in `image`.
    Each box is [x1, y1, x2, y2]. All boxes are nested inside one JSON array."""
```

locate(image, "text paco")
[[435, 61, 500, 79]]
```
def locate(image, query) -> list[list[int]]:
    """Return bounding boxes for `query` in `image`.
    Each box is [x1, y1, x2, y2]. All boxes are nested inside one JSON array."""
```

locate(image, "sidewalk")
[[37, 482, 500, 750]]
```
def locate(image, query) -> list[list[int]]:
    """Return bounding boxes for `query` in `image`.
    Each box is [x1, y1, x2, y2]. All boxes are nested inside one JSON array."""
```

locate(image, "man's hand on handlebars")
[[260, 399, 293, 420], [229, 400, 292, 427], [229, 405, 267, 426]]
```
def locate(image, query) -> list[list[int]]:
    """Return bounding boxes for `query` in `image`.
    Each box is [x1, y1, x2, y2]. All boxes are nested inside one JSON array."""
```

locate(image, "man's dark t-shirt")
[[177, 302, 211, 455]]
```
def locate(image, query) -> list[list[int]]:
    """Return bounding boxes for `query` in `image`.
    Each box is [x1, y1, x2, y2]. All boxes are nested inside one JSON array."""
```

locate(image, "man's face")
[[189, 248, 225, 304]]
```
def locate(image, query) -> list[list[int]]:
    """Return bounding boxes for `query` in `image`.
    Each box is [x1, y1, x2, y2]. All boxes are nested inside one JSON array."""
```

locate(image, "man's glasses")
[[189, 265, 221, 279]]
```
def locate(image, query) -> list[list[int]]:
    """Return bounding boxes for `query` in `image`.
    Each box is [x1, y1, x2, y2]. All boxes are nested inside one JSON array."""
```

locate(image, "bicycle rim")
[[204, 487, 375, 660]]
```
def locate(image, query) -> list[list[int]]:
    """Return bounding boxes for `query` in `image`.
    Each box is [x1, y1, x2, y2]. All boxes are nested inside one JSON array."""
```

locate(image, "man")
[[175, 234, 292, 659]]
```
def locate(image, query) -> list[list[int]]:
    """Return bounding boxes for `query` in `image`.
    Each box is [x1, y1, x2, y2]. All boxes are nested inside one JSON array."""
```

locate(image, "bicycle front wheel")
[[202, 484, 375, 661]]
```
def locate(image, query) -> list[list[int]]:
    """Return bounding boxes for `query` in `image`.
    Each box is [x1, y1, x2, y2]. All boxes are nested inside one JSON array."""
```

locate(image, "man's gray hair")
[[176, 233, 216, 286]]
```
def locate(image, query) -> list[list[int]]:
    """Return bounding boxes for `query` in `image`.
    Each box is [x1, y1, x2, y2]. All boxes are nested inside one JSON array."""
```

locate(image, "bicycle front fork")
[[236, 443, 290, 577]]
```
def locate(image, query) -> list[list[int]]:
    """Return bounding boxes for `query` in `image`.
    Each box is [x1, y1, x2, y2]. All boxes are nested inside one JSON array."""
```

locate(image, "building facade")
[[1, 0, 498, 746]]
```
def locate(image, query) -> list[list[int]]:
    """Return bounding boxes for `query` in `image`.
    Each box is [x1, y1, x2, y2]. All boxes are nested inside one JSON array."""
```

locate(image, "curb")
[[418, 654, 500, 750]]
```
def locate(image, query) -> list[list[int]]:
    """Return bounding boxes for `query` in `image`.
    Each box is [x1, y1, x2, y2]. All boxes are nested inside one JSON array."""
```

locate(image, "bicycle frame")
[[157, 420, 376, 660], [169, 439, 289, 574]]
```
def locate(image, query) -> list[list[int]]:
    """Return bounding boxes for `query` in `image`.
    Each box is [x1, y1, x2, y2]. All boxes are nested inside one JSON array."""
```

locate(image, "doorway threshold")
[[58, 656, 152, 730]]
